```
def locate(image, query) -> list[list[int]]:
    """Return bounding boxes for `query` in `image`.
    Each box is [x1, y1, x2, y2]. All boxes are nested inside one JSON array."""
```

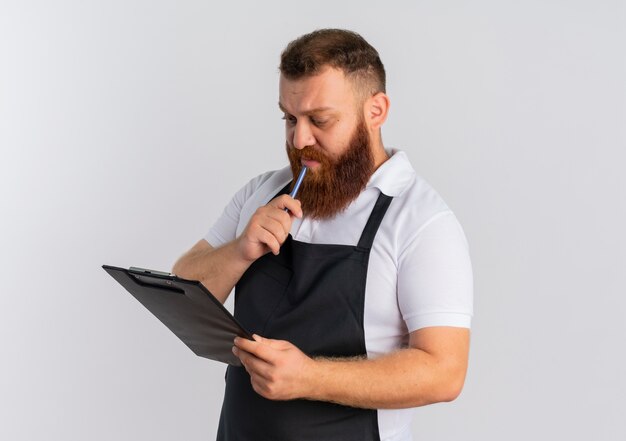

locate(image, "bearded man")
[[172, 28, 474, 441]]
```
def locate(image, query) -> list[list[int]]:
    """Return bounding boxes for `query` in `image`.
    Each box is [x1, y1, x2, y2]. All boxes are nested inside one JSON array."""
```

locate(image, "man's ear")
[[364, 92, 390, 130]]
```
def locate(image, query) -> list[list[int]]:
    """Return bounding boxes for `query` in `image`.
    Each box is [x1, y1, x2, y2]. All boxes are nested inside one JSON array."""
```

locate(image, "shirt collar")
[[366, 147, 416, 197]]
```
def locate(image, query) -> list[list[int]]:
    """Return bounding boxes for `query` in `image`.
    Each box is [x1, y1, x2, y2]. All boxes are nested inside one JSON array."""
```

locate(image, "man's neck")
[[371, 142, 390, 172]]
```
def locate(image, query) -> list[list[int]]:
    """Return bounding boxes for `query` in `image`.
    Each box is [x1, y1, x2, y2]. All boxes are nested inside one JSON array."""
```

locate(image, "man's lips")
[[301, 158, 320, 168]]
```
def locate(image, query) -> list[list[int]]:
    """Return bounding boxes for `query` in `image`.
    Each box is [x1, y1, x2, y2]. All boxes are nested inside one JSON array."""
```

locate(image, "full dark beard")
[[285, 118, 375, 220]]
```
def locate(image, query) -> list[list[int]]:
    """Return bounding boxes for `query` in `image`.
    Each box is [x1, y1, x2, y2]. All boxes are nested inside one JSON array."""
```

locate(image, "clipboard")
[[102, 264, 252, 366]]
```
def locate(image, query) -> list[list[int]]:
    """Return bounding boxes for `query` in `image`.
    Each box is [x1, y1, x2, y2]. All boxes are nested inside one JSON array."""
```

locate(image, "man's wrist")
[[225, 239, 255, 271], [301, 357, 327, 401]]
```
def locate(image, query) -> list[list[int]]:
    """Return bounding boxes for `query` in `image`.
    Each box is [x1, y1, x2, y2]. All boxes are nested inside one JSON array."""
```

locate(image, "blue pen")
[[284, 166, 307, 212]]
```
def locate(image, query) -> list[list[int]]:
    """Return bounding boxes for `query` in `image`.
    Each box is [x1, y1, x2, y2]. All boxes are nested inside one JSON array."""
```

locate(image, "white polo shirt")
[[204, 148, 473, 441]]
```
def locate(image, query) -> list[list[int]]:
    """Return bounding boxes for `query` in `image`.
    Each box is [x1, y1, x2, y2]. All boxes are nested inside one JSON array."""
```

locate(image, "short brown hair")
[[279, 29, 386, 99]]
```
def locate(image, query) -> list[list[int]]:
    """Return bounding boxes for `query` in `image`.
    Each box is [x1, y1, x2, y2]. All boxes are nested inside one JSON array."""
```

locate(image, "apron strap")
[[357, 191, 393, 250], [273, 181, 292, 200], [272, 180, 293, 199], [273, 180, 393, 251]]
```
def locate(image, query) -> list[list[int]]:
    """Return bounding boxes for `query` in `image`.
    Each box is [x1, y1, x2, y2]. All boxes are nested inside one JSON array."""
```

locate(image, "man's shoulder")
[[378, 149, 451, 218], [380, 154, 457, 245], [398, 172, 450, 212]]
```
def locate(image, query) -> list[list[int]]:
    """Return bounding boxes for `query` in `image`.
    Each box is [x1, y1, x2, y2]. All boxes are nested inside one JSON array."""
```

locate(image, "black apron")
[[217, 182, 393, 441]]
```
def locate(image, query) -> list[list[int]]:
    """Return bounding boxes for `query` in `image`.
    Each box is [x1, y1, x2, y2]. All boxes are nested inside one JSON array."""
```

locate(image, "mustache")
[[289, 145, 333, 165]]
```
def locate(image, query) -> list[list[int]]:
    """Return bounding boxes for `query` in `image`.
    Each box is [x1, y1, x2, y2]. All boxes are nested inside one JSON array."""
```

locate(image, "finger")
[[255, 209, 292, 245], [253, 334, 293, 350], [268, 195, 303, 218], [251, 224, 281, 255], [235, 347, 273, 380], [235, 336, 277, 363], [250, 376, 272, 398], [263, 208, 292, 232], [258, 215, 290, 244]]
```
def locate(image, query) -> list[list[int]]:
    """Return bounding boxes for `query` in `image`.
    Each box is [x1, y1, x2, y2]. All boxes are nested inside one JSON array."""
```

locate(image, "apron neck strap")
[[274, 180, 393, 250], [357, 191, 393, 250], [276, 181, 292, 197]]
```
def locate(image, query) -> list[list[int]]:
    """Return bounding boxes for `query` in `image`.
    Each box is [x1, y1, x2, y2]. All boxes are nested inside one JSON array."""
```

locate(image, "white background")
[[1, 1, 624, 440]]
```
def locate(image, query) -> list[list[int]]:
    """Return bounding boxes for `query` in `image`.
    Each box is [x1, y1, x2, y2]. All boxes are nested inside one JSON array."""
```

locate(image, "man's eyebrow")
[[278, 102, 335, 115]]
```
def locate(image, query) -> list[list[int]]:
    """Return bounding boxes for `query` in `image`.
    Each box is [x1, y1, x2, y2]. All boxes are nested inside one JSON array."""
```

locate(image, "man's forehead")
[[278, 69, 354, 115]]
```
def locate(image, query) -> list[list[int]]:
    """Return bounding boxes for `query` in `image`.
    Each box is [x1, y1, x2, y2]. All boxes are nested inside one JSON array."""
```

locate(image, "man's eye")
[[311, 118, 327, 127], [281, 115, 296, 125]]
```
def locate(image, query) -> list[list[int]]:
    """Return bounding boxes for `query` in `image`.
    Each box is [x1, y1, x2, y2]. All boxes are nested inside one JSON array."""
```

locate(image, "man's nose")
[[292, 121, 315, 150]]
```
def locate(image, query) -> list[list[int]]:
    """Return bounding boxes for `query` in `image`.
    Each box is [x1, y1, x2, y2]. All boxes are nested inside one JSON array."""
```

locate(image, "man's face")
[[279, 67, 374, 219]]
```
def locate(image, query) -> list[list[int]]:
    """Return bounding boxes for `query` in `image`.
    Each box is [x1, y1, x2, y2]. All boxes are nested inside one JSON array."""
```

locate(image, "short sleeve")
[[203, 172, 272, 248], [397, 211, 474, 332]]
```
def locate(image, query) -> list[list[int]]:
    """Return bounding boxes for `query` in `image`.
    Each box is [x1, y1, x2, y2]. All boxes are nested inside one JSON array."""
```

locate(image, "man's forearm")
[[172, 240, 252, 304], [303, 347, 464, 409]]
